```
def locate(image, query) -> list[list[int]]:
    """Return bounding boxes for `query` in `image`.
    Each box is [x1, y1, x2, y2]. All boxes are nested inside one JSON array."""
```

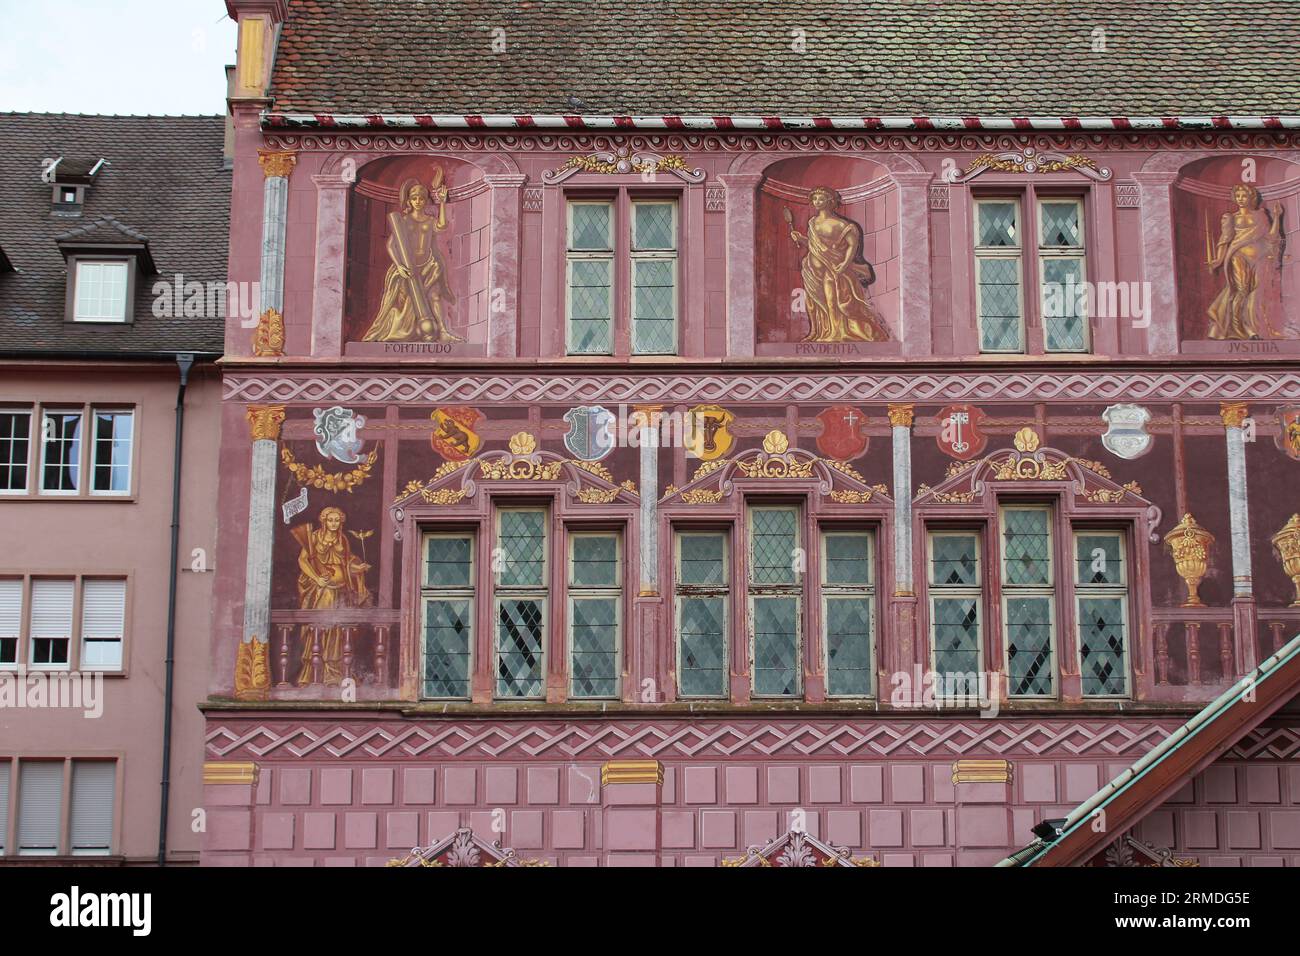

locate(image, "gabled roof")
[[1000, 632, 1300, 867], [0, 113, 230, 355], [267, 0, 1300, 118]]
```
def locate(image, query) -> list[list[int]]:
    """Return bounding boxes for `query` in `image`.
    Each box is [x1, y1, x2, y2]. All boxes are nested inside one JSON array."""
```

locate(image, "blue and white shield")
[[563, 405, 617, 461]]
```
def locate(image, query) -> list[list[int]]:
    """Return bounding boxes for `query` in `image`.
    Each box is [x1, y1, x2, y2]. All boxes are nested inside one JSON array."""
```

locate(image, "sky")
[[0, 0, 237, 115]]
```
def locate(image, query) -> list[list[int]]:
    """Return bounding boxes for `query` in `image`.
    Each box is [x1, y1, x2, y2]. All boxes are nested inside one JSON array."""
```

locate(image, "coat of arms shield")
[[1101, 404, 1153, 459], [816, 406, 869, 461], [562, 405, 617, 461], [935, 404, 988, 460], [430, 407, 483, 461]]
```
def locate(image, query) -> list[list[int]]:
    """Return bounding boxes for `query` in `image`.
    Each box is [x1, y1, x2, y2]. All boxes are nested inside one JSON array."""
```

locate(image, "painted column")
[[235, 404, 285, 700], [888, 403, 919, 685], [1221, 401, 1257, 673], [1132, 169, 1181, 356], [634, 406, 661, 596], [310, 169, 350, 357], [484, 173, 526, 357], [718, 172, 763, 358], [892, 172, 934, 357], [256, 150, 295, 328]]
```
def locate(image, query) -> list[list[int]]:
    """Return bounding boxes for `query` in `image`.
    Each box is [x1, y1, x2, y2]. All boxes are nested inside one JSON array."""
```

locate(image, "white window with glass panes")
[[0, 405, 134, 497], [565, 196, 678, 356], [974, 195, 1088, 354], [0, 576, 126, 672]]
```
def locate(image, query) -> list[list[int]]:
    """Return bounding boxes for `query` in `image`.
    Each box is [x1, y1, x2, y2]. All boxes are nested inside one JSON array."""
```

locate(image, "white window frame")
[[78, 577, 125, 671], [820, 529, 875, 699], [1038, 197, 1090, 353], [28, 577, 74, 672], [1074, 528, 1131, 698], [72, 260, 129, 323], [10, 759, 117, 858], [419, 531, 475, 701], [630, 199, 679, 355], [565, 199, 615, 356], [0, 408, 33, 495], [974, 197, 1026, 354], [0, 578, 20, 668], [87, 408, 134, 498], [673, 530, 729, 700], [747, 504, 803, 699], [39, 408, 84, 496], [492, 506, 548, 701], [926, 530, 986, 695], [1000, 505, 1058, 698], [567, 531, 622, 700]]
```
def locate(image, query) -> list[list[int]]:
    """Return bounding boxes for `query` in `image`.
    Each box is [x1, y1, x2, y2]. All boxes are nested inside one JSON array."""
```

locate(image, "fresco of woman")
[[787, 186, 890, 342], [361, 171, 463, 343], [1206, 183, 1285, 340], [292, 506, 373, 686]]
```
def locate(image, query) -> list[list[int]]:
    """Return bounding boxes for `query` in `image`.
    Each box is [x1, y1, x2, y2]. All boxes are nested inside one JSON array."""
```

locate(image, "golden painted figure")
[[787, 187, 890, 342], [291, 506, 373, 686], [1206, 183, 1285, 340], [361, 172, 463, 343]]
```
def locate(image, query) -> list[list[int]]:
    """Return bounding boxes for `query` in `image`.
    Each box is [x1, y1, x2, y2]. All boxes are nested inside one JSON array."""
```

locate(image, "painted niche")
[[345, 156, 490, 355], [1174, 156, 1299, 350], [755, 156, 900, 356]]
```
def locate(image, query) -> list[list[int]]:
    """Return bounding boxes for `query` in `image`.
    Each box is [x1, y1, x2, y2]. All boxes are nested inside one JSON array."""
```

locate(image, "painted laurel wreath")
[[281, 447, 378, 493]]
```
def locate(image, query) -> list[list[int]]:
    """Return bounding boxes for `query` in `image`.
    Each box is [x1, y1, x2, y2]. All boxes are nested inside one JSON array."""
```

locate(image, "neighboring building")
[[0, 113, 229, 864], [205, 0, 1300, 866]]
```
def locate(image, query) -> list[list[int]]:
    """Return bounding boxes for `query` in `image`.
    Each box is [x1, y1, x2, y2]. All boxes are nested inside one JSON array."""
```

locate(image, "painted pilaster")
[[893, 172, 934, 357], [600, 760, 663, 866], [484, 173, 526, 357], [310, 170, 350, 357], [718, 172, 763, 357], [1221, 401, 1257, 673], [1132, 169, 1181, 356], [889, 404, 915, 596], [635, 406, 661, 596], [236, 404, 285, 700]]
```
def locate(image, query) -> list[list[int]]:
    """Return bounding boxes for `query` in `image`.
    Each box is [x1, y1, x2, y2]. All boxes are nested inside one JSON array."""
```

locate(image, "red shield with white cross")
[[935, 404, 988, 460], [816, 406, 869, 461]]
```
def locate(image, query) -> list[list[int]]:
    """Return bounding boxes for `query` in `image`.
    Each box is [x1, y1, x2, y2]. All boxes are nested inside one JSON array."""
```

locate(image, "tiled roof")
[[268, 0, 1300, 117], [0, 114, 230, 355]]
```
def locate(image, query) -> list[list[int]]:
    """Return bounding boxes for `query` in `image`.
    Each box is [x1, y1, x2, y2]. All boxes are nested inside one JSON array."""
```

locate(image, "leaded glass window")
[[675, 532, 728, 698], [749, 506, 801, 697], [631, 200, 678, 354], [822, 531, 873, 697], [975, 199, 1024, 353], [1039, 199, 1089, 353], [567, 201, 614, 354], [1075, 530, 1129, 696], [495, 509, 547, 699], [928, 532, 982, 696], [1001, 506, 1056, 696], [421, 533, 473, 698], [569, 533, 621, 698]]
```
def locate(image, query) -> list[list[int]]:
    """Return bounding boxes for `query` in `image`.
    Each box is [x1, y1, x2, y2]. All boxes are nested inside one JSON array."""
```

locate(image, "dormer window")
[[72, 260, 129, 322]]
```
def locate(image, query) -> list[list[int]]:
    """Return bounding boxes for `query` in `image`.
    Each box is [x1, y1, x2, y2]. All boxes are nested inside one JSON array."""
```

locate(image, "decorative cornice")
[[224, 370, 1300, 407]]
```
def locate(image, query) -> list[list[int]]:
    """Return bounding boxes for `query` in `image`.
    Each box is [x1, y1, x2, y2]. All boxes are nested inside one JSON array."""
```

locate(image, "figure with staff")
[[362, 170, 463, 343], [1204, 183, 1285, 340]]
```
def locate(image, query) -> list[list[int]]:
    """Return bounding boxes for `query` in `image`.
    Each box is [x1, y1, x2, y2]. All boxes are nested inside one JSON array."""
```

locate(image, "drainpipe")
[[158, 352, 194, 866]]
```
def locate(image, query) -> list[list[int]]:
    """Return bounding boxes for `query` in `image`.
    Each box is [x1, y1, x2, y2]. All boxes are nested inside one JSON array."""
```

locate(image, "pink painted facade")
[[205, 1, 1300, 866]]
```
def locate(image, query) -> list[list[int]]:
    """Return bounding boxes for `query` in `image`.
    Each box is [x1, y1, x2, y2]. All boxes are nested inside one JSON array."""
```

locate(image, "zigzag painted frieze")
[[223, 371, 1300, 406], [204, 718, 1194, 761]]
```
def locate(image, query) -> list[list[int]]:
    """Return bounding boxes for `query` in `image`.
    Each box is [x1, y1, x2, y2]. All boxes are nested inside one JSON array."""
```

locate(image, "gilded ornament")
[[257, 149, 297, 179], [234, 639, 270, 700], [1074, 458, 1112, 479], [251, 307, 285, 356], [1013, 427, 1041, 452], [886, 403, 915, 428], [829, 489, 874, 504], [1164, 513, 1215, 608], [282, 447, 378, 493], [568, 459, 615, 483], [1220, 402, 1250, 429], [246, 404, 286, 442], [1270, 514, 1300, 606], [824, 458, 866, 483], [508, 431, 538, 455], [736, 453, 816, 479], [479, 457, 564, 481], [691, 458, 729, 482], [681, 488, 724, 504], [576, 487, 620, 503], [422, 487, 467, 505], [762, 430, 790, 454]]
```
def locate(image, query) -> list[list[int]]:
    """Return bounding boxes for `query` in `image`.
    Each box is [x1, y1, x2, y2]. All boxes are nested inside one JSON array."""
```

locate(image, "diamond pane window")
[[496, 598, 544, 698], [930, 533, 979, 586], [1002, 508, 1052, 586], [569, 202, 612, 251], [567, 201, 614, 354], [1039, 198, 1089, 353], [1005, 596, 1054, 695], [822, 531, 874, 697], [1075, 530, 1130, 697], [750, 507, 798, 585], [569, 533, 620, 699], [932, 597, 981, 679], [421, 533, 474, 699], [631, 201, 677, 355], [977, 257, 1023, 352], [497, 510, 546, 588], [633, 201, 675, 250], [977, 201, 1019, 247], [752, 596, 799, 697], [675, 531, 728, 698]]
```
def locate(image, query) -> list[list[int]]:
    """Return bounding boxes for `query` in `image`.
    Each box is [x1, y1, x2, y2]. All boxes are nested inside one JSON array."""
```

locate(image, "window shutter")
[[17, 762, 63, 855], [70, 761, 115, 855], [30, 579, 73, 638], [0, 764, 9, 854], [0, 580, 20, 665], [80, 579, 125, 669]]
